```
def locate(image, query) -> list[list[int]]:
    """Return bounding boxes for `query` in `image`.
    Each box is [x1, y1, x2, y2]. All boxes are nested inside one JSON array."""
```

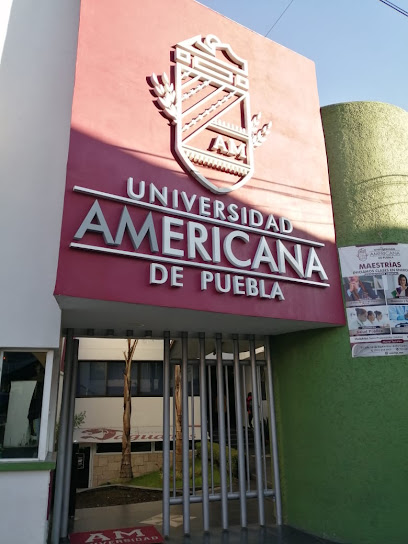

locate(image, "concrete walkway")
[[71, 497, 335, 543]]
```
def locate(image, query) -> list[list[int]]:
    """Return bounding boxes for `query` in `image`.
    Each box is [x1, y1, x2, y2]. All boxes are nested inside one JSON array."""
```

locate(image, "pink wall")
[[55, 0, 344, 327]]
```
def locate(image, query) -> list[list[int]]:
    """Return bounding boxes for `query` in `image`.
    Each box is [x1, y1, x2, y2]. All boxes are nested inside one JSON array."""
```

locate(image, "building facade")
[[1, 1, 407, 543]]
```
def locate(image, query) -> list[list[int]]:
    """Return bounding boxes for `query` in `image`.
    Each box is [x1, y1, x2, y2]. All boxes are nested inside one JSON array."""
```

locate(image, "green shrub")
[[196, 441, 238, 477]]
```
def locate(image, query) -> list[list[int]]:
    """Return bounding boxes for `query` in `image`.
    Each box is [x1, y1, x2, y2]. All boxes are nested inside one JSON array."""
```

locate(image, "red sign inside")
[[69, 525, 164, 544]]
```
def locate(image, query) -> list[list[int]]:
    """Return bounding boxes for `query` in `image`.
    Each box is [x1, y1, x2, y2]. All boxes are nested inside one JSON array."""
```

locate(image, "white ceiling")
[[57, 295, 338, 339]]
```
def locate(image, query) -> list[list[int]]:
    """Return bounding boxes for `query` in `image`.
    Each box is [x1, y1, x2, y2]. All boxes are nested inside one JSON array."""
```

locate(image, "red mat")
[[69, 525, 164, 543]]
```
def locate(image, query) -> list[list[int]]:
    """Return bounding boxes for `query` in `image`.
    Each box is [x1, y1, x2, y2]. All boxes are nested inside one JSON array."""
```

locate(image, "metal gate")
[[162, 332, 281, 537], [51, 330, 282, 542]]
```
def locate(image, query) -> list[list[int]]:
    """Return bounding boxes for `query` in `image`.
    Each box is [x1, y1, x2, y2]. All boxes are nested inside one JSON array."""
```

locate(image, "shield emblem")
[[150, 35, 271, 194]]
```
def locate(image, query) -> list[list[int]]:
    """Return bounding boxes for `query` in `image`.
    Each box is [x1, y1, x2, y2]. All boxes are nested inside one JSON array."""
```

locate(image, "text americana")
[[71, 180, 329, 300]]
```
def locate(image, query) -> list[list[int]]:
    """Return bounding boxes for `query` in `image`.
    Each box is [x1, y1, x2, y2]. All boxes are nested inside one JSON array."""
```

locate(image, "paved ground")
[[71, 497, 337, 543], [70, 445, 335, 543]]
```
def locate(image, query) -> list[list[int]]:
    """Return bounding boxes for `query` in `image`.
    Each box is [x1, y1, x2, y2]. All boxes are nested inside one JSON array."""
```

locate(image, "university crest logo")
[[149, 35, 271, 194]]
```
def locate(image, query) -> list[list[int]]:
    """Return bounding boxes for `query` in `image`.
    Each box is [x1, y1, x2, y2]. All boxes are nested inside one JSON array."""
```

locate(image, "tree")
[[174, 364, 183, 477], [120, 339, 138, 480]]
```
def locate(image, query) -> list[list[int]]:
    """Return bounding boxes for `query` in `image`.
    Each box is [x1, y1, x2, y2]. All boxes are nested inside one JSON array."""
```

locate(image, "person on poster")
[[374, 311, 389, 327], [345, 276, 378, 302], [395, 274, 408, 298], [349, 308, 369, 330], [367, 311, 376, 326]]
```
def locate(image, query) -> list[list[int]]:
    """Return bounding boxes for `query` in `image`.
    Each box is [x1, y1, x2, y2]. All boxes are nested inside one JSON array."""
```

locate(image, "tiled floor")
[[70, 498, 336, 543]]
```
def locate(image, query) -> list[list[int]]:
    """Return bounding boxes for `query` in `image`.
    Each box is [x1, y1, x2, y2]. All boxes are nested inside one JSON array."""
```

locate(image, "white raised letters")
[[210, 136, 247, 161], [72, 179, 329, 301]]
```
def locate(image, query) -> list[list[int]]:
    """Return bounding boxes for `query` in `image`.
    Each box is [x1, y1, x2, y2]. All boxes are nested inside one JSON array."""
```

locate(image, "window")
[[78, 362, 106, 396], [155, 441, 193, 451], [134, 361, 163, 396], [76, 361, 164, 397], [0, 352, 47, 459], [169, 364, 199, 396], [107, 363, 124, 396], [76, 361, 201, 398], [96, 442, 152, 453]]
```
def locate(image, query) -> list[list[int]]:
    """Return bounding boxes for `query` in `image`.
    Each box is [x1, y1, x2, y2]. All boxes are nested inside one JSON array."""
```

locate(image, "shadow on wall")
[[54, 126, 345, 330]]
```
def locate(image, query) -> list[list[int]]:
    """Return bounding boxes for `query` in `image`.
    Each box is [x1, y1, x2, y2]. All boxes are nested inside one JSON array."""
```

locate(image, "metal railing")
[[162, 333, 282, 537], [52, 330, 281, 542]]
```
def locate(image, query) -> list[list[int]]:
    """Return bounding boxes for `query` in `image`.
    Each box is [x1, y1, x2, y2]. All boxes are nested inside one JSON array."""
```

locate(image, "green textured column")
[[272, 102, 408, 544], [323, 101, 408, 246]]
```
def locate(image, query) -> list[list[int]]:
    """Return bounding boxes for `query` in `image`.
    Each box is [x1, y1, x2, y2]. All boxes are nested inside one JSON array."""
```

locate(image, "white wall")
[[0, 471, 51, 544], [78, 338, 164, 361], [75, 396, 201, 430], [0, 0, 80, 348], [76, 339, 201, 439], [0, 2, 80, 543]]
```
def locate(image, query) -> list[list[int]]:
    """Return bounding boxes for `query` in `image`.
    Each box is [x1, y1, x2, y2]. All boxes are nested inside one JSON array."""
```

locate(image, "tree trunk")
[[120, 339, 138, 480], [174, 364, 183, 478]]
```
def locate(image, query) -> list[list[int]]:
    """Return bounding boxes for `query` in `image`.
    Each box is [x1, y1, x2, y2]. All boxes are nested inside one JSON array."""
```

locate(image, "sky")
[[199, 0, 408, 112]]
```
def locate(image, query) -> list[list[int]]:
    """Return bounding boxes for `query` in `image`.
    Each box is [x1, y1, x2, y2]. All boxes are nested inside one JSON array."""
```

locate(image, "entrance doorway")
[[52, 332, 281, 542], [75, 446, 91, 489]]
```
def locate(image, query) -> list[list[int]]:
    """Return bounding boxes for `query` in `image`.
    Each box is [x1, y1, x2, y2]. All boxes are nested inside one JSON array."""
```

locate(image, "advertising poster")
[[338, 244, 408, 358]]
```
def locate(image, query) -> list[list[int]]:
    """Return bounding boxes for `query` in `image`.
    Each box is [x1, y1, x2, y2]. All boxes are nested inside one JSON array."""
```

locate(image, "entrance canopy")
[[57, 296, 339, 337]]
